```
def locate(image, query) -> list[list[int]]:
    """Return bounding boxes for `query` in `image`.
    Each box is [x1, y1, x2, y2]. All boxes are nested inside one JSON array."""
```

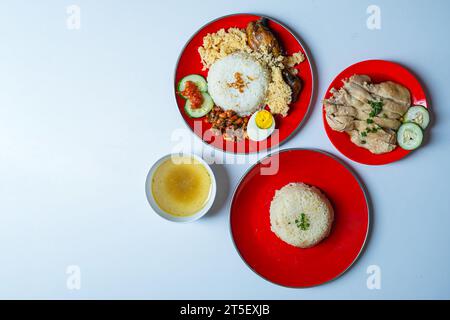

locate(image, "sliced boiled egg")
[[247, 110, 276, 141]]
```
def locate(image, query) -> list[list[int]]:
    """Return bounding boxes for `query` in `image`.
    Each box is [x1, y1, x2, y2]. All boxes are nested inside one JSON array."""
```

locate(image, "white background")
[[0, 0, 449, 299]]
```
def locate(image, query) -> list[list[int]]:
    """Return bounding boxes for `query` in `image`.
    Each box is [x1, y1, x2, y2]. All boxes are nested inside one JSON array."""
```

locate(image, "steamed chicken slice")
[[348, 129, 397, 154], [372, 116, 401, 130], [343, 81, 374, 104], [349, 74, 372, 86], [378, 99, 409, 117], [352, 120, 397, 144], [324, 100, 356, 131], [326, 114, 355, 132], [345, 75, 409, 117], [347, 75, 410, 114], [324, 101, 357, 117], [364, 81, 411, 108], [325, 89, 400, 130], [333, 78, 407, 123], [336, 87, 402, 120]]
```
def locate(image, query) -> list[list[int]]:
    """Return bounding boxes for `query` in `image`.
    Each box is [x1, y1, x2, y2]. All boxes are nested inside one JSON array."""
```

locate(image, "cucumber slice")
[[403, 105, 430, 129], [397, 122, 423, 150], [178, 74, 208, 98], [184, 92, 214, 118]]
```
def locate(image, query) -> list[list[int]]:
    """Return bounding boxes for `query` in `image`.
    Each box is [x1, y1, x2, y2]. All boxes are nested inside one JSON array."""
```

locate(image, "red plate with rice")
[[230, 149, 369, 287], [174, 14, 314, 154]]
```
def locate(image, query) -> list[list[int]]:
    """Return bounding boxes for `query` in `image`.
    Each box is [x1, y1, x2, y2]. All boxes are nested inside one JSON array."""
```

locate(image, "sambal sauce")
[[181, 81, 203, 109]]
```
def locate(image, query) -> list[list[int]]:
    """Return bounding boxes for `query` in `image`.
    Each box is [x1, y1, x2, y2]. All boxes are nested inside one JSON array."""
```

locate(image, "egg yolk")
[[255, 110, 274, 129]]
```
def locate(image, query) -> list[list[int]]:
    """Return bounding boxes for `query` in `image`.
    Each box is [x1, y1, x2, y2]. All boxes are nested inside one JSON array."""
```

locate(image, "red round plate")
[[323, 60, 429, 165], [230, 149, 369, 287], [174, 14, 314, 154]]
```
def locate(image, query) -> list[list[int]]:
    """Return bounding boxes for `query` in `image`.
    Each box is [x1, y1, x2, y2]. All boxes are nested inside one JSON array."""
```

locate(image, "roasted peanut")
[[206, 106, 252, 141], [226, 110, 235, 117]]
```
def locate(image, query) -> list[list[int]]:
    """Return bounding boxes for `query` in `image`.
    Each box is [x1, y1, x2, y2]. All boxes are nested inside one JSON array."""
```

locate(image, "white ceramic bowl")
[[145, 153, 217, 223]]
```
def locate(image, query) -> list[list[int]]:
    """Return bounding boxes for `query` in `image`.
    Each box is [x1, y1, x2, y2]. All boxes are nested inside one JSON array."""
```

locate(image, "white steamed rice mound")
[[207, 52, 269, 116], [270, 183, 334, 248]]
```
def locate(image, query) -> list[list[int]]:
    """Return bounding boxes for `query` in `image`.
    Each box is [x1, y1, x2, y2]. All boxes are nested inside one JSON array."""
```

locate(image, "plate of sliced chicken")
[[323, 60, 429, 165]]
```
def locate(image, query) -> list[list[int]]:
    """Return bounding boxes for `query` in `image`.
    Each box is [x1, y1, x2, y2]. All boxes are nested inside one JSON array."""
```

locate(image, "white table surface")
[[0, 0, 449, 299]]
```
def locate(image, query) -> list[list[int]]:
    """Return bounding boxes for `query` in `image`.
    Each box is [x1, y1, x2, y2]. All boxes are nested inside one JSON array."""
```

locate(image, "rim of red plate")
[[173, 13, 315, 154], [322, 59, 429, 165], [229, 148, 370, 288]]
